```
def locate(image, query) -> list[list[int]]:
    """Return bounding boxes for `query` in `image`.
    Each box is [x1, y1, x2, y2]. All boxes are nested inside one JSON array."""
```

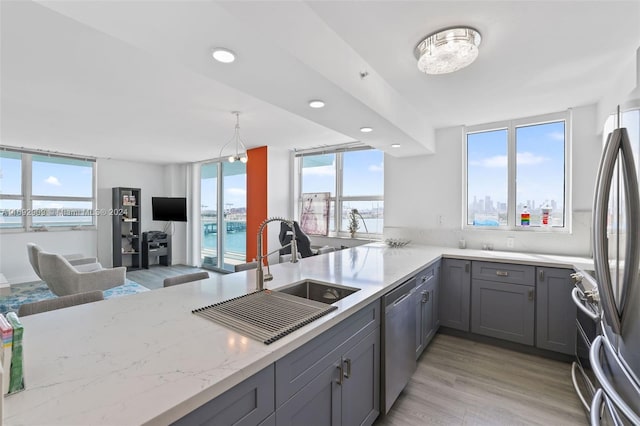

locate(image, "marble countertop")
[[3, 244, 593, 425]]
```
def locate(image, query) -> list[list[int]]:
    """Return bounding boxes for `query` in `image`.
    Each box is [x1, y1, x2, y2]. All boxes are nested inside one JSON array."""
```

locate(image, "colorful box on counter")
[[0, 315, 12, 395], [5, 313, 24, 394]]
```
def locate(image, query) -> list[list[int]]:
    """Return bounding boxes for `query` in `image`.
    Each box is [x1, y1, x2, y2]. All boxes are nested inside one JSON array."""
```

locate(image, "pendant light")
[[219, 111, 249, 163]]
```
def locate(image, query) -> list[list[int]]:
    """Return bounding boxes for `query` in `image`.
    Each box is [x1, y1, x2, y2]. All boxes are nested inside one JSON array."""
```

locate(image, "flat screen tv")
[[152, 197, 187, 222]]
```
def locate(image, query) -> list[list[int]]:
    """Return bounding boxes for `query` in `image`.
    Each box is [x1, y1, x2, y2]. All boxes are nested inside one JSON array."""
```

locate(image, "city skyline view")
[[467, 120, 565, 226]]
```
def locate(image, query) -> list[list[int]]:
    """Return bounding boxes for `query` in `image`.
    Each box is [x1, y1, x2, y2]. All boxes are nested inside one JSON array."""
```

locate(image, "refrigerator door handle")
[[618, 128, 640, 325], [589, 335, 640, 425], [592, 129, 640, 335], [590, 389, 625, 426]]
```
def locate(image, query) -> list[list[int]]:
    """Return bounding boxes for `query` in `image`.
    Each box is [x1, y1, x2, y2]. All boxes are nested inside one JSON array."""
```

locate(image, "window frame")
[[0, 148, 97, 232], [463, 110, 571, 232], [294, 146, 384, 239]]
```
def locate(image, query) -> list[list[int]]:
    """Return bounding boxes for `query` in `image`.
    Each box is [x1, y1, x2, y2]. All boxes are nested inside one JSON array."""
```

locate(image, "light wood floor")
[[375, 333, 586, 426], [126, 265, 216, 290]]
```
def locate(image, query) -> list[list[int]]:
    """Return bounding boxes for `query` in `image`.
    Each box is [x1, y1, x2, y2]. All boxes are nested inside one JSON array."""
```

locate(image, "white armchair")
[[27, 243, 99, 280], [37, 252, 126, 296]]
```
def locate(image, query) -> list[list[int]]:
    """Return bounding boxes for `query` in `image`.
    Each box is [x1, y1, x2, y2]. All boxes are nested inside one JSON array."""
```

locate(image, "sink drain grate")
[[193, 290, 337, 344]]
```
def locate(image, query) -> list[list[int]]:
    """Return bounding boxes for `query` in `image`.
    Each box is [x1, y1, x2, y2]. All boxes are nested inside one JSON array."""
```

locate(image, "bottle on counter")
[[541, 202, 552, 226], [520, 205, 530, 226]]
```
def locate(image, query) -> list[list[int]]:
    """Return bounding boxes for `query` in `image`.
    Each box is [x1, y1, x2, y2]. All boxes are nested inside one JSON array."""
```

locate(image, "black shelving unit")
[[142, 232, 172, 269], [112, 187, 141, 270]]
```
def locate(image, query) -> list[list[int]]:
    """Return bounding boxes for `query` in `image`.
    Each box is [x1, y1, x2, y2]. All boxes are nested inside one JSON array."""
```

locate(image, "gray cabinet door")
[[416, 261, 440, 359], [423, 278, 437, 346], [471, 279, 535, 345], [414, 280, 426, 358], [172, 365, 274, 426], [536, 267, 576, 354], [341, 329, 380, 426], [276, 360, 342, 426], [440, 259, 471, 331], [433, 263, 440, 330]]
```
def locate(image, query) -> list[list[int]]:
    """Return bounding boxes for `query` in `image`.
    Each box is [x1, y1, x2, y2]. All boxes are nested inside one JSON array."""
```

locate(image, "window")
[[296, 147, 384, 236], [0, 148, 96, 230], [465, 112, 568, 230]]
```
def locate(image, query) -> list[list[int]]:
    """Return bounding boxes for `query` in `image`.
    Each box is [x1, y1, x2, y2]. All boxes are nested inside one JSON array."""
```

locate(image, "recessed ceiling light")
[[360, 127, 373, 133], [212, 48, 236, 63], [391, 144, 401, 148], [308, 100, 325, 108]]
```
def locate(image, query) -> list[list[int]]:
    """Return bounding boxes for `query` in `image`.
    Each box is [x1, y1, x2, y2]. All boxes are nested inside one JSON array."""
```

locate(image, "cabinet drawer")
[[472, 261, 535, 286], [172, 365, 274, 426], [275, 301, 380, 407]]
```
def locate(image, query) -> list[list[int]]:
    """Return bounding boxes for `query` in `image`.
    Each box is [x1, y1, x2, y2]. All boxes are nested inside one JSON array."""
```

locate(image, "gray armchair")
[[27, 243, 99, 280], [38, 252, 126, 296], [163, 271, 209, 287], [18, 290, 104, 317]]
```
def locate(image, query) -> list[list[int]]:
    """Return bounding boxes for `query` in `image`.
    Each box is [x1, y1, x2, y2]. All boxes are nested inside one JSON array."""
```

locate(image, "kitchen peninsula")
[[3, 243, 593, 425]]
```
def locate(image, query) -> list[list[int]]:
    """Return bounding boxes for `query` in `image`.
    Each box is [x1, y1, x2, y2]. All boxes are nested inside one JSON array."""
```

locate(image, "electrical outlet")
[[507, 237, 515, 248], [437, 215, 444, 226]]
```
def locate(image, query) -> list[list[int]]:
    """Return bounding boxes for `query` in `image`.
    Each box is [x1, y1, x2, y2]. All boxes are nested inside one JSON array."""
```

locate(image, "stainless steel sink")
[[277, 280, 360, 304]]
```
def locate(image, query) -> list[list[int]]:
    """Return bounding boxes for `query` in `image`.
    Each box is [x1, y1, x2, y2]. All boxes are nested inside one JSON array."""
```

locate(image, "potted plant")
[[348, 209, 360, 238]]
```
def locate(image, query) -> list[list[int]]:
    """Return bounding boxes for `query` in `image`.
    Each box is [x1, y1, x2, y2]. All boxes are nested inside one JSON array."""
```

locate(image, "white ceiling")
[[1, 1, 639, 164]]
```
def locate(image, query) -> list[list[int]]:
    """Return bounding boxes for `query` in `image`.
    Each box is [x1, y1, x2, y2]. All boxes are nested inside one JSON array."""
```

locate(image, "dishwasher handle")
[[393, 292, 412, 307]]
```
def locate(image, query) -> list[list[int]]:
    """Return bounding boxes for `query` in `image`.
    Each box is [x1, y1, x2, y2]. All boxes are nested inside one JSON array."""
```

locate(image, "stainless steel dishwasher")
[[382, 276, 417, 414]]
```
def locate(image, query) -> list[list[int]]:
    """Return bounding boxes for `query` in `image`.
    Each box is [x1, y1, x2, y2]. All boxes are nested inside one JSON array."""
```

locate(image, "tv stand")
[[142, 232, 171, 269]]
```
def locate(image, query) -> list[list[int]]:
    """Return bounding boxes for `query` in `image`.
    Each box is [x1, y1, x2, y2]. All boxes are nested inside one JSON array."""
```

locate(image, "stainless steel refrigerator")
[[590, 120, 640, 425]]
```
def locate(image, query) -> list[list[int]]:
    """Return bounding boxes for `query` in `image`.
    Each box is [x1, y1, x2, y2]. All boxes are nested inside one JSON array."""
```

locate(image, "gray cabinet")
[[471, 262, 535, 345], [276, 329, 380, 426], [536, 267, 576, 355], [440, 258, 471, 331], [172, 365, 274, 426], [415, 262, 440, 358], [275, 301, 380, 426], [276, 361, 342, 425], [340, 328, 380, 426]]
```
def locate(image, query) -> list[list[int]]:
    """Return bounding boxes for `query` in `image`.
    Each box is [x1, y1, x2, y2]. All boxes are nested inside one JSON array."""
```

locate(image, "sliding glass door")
[[200, 161, 247, 272]]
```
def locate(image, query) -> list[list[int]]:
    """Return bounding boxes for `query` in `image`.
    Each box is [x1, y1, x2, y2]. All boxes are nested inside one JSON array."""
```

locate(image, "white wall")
[[384, 104, 602, 257], [96, 158, 185, 267], [0, 229, 98, 284], [0, 158, 187, 284]]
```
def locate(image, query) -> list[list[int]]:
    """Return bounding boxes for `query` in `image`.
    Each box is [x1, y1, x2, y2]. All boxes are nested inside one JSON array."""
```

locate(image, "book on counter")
[[5, 312, 24, 394], [0, 315, 12, 395]]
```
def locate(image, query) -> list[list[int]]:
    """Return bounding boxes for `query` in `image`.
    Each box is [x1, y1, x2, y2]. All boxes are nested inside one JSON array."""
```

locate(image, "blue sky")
[[1, 153, 93, 200], [467, 121, 565, 212], [301, 150, 384, 197], [201, 162, 246, 211]]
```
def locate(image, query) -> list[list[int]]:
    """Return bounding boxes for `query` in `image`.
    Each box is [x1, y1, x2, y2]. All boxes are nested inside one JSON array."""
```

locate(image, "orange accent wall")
[[246, 146, 268, 261]]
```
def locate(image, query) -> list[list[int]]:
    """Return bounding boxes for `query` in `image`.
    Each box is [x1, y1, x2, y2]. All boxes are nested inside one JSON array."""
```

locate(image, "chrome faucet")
[[256, 217, 298, 291]]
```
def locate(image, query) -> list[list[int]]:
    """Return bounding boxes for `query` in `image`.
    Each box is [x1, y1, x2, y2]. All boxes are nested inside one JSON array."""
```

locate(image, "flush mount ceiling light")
[[414, 27, 481, 75], [219, 111, 248, 163], [360, 127, 373, 133], [391, 144, 401, 148], [308, 100, 326, 108], [212, 48, 236, 63]]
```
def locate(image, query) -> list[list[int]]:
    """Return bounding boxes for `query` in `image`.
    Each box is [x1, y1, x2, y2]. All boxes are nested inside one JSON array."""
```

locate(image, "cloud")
[[517, 152, 547, 165], [469, 155, 507, 168], [368, 162, 384, 172], [302, 165, 335, 176], [45, 176, 61, 186], [469, 152, 546, 168], [548, 131, 565, 141], [226, 188, 246, 196]]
